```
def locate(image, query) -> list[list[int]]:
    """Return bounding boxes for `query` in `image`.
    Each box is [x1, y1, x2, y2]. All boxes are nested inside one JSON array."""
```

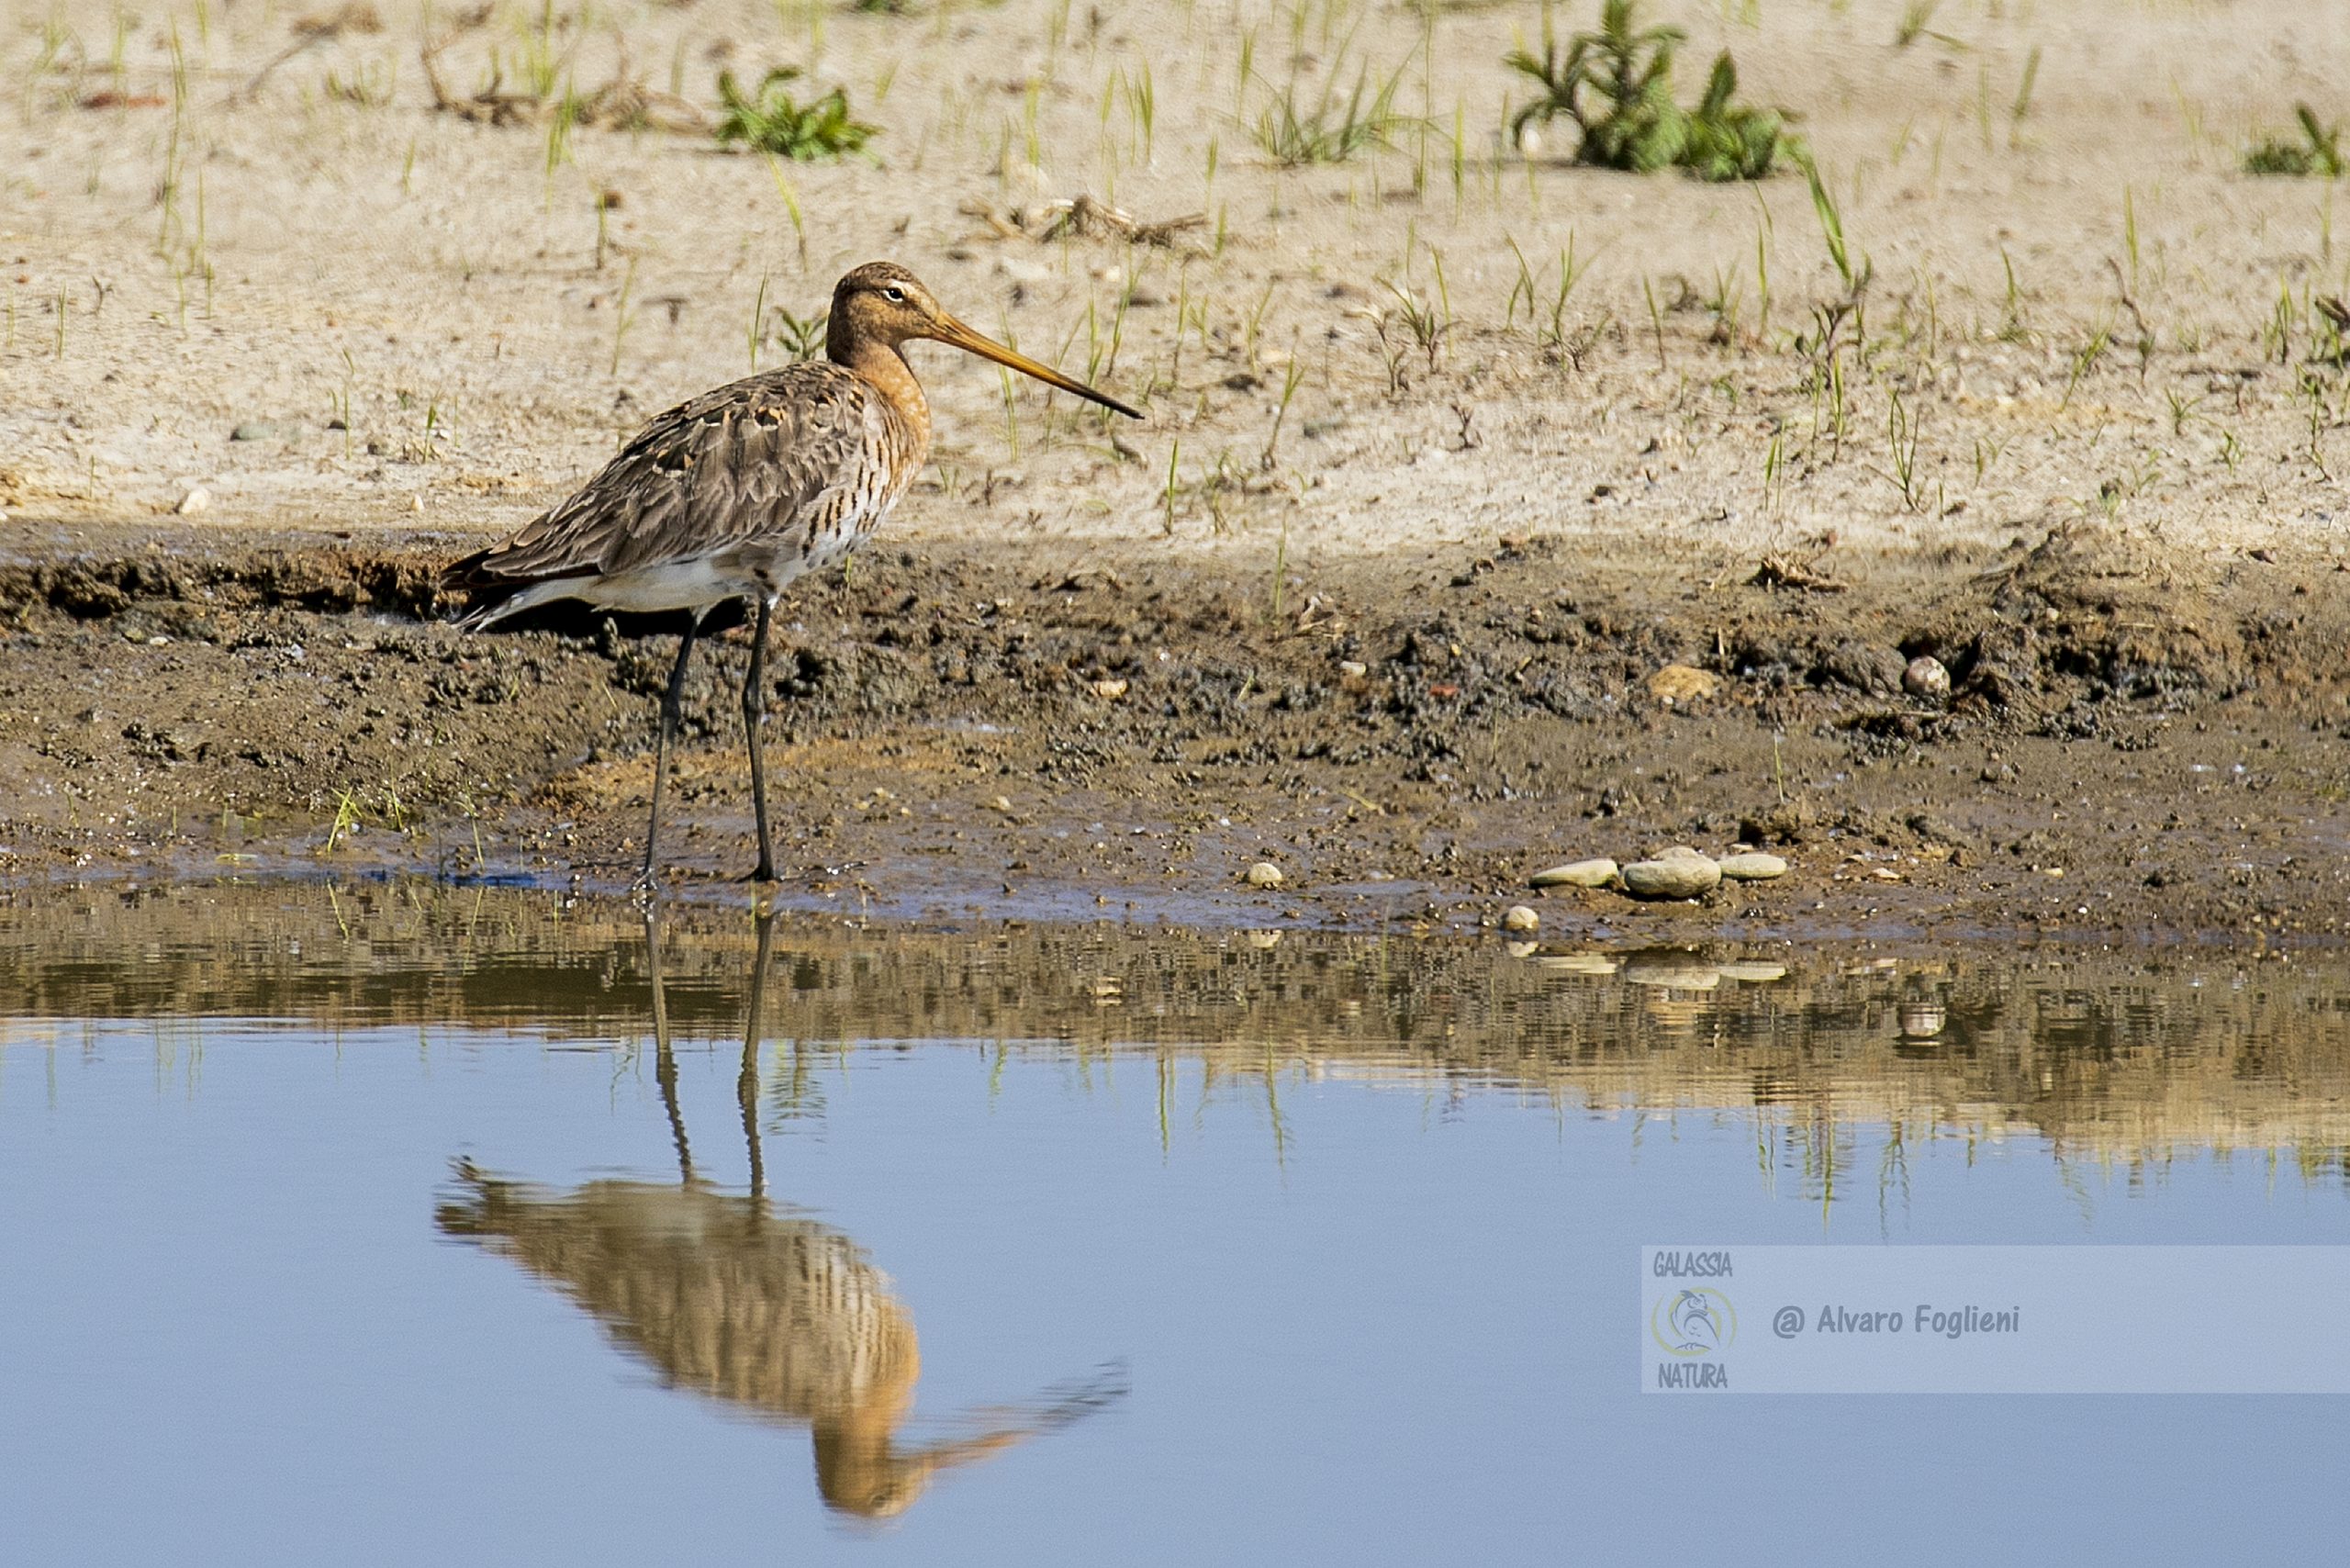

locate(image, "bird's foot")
[[742, 858, 780, 885]]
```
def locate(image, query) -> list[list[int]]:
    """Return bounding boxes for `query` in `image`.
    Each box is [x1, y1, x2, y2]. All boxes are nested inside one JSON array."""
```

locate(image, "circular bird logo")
[[1652, 1288, 1737, 1357]]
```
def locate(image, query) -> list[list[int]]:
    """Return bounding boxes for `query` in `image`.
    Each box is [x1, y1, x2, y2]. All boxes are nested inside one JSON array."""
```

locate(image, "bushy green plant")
[[2244, 105, 2344, 177], [714, 68, 878, 161], [1507, 0, 1795, 181], [1680, 53, 1788, 181]]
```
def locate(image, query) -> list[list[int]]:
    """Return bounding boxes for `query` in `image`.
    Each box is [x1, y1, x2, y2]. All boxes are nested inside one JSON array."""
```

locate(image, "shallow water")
[[4, 883, 2347, 1564]]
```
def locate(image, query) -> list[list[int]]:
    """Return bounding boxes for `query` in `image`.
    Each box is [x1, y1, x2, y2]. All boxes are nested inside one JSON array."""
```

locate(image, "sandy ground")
[[3, 0, 2347, 943]]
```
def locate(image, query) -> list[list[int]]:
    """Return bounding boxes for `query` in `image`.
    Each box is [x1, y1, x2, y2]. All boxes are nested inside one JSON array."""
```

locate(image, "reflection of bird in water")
[[437, 907, 1125, 1518]]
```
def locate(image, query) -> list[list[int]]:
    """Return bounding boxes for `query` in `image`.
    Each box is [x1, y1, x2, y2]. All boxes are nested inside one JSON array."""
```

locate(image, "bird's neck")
[[834, 339, 928, 429]]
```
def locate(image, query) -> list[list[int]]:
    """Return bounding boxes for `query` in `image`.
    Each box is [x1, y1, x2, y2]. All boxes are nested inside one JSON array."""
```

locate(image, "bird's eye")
[[882, 286, 906, 303]]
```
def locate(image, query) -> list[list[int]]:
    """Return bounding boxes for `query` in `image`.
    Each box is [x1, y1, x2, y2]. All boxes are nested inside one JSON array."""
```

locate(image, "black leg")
[[739, 905, 777, 1200], [742, 597, 778, 882], [643, 610, 702, 888], [645, 906, 692, 1184]]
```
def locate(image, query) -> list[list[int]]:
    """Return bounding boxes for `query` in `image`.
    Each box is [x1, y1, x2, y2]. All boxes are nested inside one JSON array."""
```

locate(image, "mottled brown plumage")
[[442, 357, 921, 617], [442, 261, 1140, 886]]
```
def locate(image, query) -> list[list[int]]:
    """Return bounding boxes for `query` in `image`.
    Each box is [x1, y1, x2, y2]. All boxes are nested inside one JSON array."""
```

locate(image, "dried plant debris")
[[421, 19, 705, 131], [1751, 554, 1849, 592], [957, 195, 1207, 250], [235, 2, 384, 100]]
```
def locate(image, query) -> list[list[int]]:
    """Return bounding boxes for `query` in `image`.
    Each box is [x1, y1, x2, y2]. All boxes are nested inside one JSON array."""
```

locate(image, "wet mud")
[[3, 520, 2344, 947]]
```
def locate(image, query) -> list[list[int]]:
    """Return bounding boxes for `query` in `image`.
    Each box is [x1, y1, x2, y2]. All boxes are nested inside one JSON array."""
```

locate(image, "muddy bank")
[[2, 519, 2344, 946]]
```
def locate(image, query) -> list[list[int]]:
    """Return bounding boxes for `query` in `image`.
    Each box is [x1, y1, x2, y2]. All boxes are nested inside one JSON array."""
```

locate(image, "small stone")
[[1904, 655, 1951, 700], [1091, 678, 1128, 700], [1647, 663, 1719, 705], [988, 794, 1014, 813], [1338, 659, 1369, 678], [1244, 861, 1285, 889], [1718, 852, 1788, 881], [1899, 1003, 1947, 1038], [1621, 853, 1722, 900], [1503, 904, 1540, 934], [174, 486, 210, 515], [1530, 858, 1618, 889], [229, 420, 290, 442]]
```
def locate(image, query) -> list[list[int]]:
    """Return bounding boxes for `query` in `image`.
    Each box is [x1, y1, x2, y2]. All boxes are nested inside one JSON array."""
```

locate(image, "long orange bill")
[[931, 317, 1144, 420]]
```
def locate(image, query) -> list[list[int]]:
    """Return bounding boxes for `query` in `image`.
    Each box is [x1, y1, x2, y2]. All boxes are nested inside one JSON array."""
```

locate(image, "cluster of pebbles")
[[1500, 846, 1789, 931]]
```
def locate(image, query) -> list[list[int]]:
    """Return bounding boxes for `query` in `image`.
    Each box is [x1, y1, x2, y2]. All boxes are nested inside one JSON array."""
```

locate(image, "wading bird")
[[443, 261, 1141, 884]]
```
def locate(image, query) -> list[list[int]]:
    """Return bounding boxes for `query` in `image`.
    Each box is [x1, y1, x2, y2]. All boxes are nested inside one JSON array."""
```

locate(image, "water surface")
[[4, 884, 2346, 1563]]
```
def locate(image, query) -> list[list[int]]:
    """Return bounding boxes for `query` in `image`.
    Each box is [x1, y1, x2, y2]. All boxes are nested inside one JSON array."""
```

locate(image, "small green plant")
[[1507, 0, 1795, 181], [715, 68, 878, 161], [1682, 53, 1787, 182], [1252, 62, 1411, 166], [764, 305, 829, 363], [1797, 149, 1868, 298], [2244, 105, 2344, 177], [1894, 1, 1940, 48], [323, 789, 364, 854]]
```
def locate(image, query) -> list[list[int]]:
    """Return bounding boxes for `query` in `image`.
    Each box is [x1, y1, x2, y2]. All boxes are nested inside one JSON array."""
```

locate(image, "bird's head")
[[829, 261, 1142, 419]]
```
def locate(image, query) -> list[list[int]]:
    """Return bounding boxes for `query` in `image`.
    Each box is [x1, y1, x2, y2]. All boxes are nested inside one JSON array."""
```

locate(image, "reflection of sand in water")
[[438, 1165, 1120, 1517], [9, 885, 2350, 1171]]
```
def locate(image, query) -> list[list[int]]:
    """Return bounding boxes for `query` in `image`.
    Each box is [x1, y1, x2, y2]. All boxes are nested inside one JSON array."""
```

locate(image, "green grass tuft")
[[2244, 104, 2344, 178], [715, 68, 878, 161], [1252, 62, 1413, 166], [1507, 0, 1796, 182]]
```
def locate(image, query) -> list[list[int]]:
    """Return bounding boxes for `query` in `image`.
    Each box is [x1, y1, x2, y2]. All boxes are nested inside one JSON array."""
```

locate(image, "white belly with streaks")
[[479, 555, 759, 622]]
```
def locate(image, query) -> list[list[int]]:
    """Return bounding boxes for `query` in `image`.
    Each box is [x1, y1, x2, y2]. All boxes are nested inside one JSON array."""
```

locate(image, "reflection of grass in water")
[[11, 888, 2350, 1182]]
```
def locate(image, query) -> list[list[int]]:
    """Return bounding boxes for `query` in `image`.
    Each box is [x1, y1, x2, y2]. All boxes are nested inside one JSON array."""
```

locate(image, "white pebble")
[[1503, 904, 1540, 934], [1530, 858, 1618, 889], [1621, 854, 1722, 900], [1245, 861, 1285, 889], [1904, 655, 1951, 700]]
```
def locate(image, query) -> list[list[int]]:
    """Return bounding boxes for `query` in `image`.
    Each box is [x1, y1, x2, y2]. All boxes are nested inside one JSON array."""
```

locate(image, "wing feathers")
[[442, 362, 890, 595]]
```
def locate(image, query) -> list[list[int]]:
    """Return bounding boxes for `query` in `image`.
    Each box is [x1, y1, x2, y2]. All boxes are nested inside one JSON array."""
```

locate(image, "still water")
[[4, 884, 2347, 1564]]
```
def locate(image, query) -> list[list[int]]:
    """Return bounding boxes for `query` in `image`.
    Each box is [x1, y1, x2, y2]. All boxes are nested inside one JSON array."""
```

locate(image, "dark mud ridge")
[[2, 520, 2344, 946]]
